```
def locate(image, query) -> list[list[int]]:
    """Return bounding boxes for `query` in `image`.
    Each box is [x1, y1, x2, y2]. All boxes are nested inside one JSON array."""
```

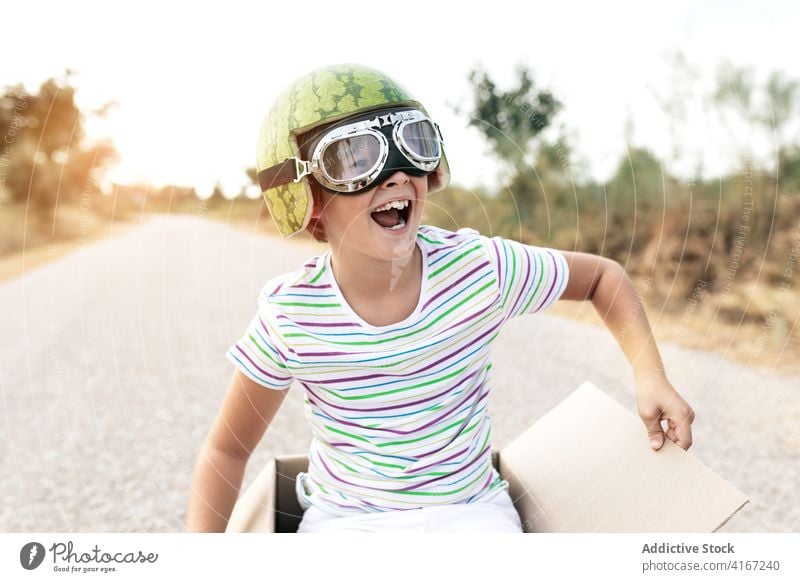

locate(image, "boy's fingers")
[[669, 414, 694, 451], [647, 428, 665, 450], [666, 425, 677, 442], [639, 407, 666, 451]]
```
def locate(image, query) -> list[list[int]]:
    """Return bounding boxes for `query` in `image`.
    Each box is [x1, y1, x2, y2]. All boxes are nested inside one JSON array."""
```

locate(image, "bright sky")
[[3, 0, 798, 197]]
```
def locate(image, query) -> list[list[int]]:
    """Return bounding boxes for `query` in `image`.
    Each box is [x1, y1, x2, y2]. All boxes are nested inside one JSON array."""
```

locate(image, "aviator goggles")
[[257, 108, 444, 195]]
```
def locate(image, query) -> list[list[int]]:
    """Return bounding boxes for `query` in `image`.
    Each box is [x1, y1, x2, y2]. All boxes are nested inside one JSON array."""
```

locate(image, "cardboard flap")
[[498, 381, 749, 532], [226, 457, 277, 533]]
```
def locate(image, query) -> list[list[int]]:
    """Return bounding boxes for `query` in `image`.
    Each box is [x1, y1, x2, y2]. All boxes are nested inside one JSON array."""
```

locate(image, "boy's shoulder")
[[256, 252, 329, 310], [417, 224, 486, 250], [418, 225, 565, 268], [417, 224, 506, 266]]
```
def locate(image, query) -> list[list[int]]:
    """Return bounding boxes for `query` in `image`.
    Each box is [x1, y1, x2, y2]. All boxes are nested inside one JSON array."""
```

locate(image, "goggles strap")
[[257, 158, 310, 191]]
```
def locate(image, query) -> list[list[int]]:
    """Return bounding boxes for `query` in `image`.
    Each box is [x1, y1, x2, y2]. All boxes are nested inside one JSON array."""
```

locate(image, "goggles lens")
[[320, 134, 382, 182], [401, 119, 440, 159]]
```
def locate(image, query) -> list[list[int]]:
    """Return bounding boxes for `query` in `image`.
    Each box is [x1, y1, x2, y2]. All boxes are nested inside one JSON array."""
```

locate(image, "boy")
[[186, 64, 695, 533]]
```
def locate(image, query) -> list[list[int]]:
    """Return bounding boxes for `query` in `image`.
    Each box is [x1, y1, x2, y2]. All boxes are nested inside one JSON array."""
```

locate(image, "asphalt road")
[[1, 215, 797, 532]]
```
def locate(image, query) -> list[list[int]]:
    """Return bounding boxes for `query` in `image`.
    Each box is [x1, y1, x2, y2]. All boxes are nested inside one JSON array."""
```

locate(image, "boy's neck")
[[329, 242, 422, 302]]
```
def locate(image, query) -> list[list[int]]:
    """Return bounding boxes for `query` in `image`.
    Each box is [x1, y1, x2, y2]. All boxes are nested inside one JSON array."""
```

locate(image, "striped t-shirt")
[[225, 224, 569, 517]]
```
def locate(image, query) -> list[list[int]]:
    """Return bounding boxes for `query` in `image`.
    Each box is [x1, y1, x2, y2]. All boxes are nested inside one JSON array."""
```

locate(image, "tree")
[[461, 64, 561, 171], [208, 181, 226, 206], [456, 65, 563, 238], [712, 61, 800, 178], [602, 147, 669, 256], [651, 50, 703, 176], [245, 166, 258, 186], [0, 72, 117, 212]]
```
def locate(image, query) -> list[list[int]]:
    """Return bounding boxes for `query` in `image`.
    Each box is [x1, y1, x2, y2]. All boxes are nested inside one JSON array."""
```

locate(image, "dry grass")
[[550, 276, 799, 377], [0, 202, 138, 283]]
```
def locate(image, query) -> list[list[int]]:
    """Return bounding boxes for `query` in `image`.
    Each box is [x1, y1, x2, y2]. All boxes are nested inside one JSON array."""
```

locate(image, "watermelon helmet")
[[256, 64, 451, 237]]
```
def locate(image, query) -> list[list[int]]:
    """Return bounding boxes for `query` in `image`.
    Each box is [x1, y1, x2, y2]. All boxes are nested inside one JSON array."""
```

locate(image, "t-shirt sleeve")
[[224, 309, 294, 391], [483, 235, 570, 319]]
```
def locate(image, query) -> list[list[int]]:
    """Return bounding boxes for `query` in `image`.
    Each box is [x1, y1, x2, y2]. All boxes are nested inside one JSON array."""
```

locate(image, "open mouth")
[[369, 199, 412, 231]]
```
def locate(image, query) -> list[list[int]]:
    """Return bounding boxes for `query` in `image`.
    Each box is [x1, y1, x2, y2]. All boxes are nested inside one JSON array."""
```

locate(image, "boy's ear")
[[306, 213, 327, 243], [310, 202, 322, 219], [308, 183, 323, 218], [305, 183, 328, 242]]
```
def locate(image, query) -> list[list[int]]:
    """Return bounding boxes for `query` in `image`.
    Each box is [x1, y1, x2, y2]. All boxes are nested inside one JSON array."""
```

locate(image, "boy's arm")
[[559, 251, 695, 451], [186, 369, 289, 532]]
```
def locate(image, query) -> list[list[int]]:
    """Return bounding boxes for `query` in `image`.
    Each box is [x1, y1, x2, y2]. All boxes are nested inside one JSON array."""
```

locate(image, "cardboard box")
[[226, 381, 749, 533]]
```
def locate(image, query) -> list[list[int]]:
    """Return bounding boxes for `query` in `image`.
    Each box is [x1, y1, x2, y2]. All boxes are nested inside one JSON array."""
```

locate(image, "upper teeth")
[[373, 199, 409, 212]]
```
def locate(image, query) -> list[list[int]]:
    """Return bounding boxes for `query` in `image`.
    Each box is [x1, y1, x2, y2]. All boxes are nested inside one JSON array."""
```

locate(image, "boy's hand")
[[635, 375, 695, 451]]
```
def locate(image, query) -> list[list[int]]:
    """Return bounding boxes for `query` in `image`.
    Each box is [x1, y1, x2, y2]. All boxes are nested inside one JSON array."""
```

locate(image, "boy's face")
[[314, 171, 428, 262]]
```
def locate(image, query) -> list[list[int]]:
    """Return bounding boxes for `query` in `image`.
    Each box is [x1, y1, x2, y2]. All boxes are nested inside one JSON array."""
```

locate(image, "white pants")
[[297, 490, 523, 533]]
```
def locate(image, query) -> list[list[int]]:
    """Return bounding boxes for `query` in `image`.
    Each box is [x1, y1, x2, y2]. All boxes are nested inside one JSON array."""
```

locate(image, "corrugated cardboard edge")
[[712, 499, 750, 533], [499, 381, 750, 533]]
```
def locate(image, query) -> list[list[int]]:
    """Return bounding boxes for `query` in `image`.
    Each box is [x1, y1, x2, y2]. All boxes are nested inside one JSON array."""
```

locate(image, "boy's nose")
[[381, 171, 410, 189]]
